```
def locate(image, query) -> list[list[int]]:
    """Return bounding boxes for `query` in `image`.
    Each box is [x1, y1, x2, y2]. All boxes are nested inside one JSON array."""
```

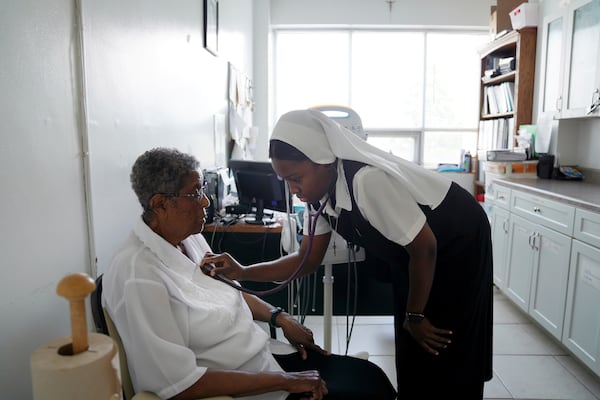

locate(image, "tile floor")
[[285, 287, 600, 400]]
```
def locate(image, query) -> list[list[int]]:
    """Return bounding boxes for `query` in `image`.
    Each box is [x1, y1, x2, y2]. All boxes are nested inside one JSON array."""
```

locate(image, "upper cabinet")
[[538, 0, 600, 119]]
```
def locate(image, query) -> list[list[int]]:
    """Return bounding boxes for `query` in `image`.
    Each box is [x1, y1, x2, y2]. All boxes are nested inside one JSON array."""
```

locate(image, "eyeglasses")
[[157, 181, 207, 202]]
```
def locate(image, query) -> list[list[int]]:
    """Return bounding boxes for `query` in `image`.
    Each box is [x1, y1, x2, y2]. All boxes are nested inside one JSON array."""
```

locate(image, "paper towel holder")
[[56, 273, 96, 355]]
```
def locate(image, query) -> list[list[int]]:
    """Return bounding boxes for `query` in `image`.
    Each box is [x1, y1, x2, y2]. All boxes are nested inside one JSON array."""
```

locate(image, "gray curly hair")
[[130, 147, 200, 214]]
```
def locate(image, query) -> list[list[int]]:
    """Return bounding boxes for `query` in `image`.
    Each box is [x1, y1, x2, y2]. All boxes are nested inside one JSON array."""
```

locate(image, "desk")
[[204, 219, 283, 234]]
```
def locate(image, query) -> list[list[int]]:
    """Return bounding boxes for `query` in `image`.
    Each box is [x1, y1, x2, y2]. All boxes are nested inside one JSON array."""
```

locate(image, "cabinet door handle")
[[498, 195, 505, 201], [532, 232, 540, 251], [503, 219, 509, 233], [556, 95, 563, 112], [528, 233, 534, 248], [586, 88, 600, 115], [533, 206, 541, 213]]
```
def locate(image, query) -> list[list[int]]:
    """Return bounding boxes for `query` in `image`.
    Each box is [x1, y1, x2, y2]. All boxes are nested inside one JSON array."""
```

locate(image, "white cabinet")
[[492, 205, 511, 289], [574, 208, 600, 247], [491, 184, 512, 289], [528, 219, 572, 340], [508, 189, 575, 340], [505, 214, 537, 312], [506, 213, 572, 340], [510, 190, 575, 236], [539, 11, 566, 116], [563, 239, 600, 375], [563, 208, 600, 375], [496, 180, 600, 376], [538, 0, 600, 118]]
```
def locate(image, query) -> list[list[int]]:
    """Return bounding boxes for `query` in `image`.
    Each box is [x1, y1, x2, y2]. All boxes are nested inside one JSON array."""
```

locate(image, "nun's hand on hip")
[[403, 317, 453, 356]]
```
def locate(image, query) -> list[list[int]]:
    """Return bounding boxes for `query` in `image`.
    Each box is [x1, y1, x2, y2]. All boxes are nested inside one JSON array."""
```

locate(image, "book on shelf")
[[498, 57, 515, 74], [504, 82, 515, 112], [483, 82, 514, 115], [478, 117, 514, 151]]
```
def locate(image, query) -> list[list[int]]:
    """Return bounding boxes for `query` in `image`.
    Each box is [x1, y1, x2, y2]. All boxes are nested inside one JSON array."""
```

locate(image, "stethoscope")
[[205, 197, 329, 296]]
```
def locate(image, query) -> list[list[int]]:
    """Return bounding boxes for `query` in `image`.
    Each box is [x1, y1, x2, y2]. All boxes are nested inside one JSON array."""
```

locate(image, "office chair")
[[90, 275, 233, 400], [309, 104, 367, 140]]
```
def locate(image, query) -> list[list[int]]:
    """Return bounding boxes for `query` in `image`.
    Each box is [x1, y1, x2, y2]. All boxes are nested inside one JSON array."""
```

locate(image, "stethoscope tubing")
[[212, 198, 328, 296]]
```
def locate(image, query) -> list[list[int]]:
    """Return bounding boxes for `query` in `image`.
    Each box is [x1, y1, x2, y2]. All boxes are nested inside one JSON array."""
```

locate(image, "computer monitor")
[[228, 159, 292, 225]]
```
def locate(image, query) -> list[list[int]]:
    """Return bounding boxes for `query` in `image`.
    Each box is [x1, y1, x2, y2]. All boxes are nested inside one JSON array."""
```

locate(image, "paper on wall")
[[535, 112, 553, 154]]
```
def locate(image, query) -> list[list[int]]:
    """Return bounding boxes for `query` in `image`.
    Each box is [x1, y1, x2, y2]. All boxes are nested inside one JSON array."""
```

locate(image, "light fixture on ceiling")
[[385, 0, 397, 12]]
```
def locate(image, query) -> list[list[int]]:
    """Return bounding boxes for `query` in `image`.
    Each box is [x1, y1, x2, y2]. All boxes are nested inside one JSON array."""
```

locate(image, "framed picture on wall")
[[203, 0, 218, 56]]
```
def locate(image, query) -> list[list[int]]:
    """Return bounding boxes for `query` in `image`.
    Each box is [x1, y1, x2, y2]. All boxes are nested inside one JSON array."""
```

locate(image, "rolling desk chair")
[[309, 105, 367, 140], [319, 231, 366, 353]]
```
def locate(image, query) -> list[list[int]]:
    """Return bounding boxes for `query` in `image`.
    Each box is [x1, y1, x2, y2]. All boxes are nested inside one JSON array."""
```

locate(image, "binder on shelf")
[[486, 149, 527, 161]]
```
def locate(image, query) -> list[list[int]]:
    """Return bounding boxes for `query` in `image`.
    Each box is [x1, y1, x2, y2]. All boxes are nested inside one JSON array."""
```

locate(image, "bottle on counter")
[[461, 151, 472, 172]]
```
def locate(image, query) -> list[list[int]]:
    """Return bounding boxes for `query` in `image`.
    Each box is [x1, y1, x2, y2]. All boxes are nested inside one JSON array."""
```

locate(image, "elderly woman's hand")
[[277, 313, 330, 359], [200, 252, 246, 280]]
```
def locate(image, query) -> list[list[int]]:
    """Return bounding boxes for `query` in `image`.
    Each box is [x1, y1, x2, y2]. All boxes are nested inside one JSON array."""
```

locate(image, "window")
[[366, 131, 420, 161], [274, 31, 350, 115], [273, 29, 487, 168], [351, 32, 424, 129]]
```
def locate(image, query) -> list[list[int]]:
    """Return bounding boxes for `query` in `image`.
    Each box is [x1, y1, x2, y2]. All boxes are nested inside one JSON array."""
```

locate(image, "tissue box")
[[490, 0, 526, 36], [510, 2, 539, 29]]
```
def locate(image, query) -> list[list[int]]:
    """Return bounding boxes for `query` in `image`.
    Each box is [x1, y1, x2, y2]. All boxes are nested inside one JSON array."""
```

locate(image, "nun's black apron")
[[327, 160, 493, 398]]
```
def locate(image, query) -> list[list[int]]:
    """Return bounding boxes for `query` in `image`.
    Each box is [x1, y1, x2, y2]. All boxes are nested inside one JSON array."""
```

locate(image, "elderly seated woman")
[[102, 147, 397, 400]]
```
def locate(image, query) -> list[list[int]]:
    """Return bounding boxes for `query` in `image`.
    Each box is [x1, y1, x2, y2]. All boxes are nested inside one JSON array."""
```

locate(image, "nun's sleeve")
[[352, 166, 426, 246]]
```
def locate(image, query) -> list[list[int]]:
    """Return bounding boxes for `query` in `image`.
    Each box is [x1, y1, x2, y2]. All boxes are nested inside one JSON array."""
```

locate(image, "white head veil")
[[270, 109, 451, 209]]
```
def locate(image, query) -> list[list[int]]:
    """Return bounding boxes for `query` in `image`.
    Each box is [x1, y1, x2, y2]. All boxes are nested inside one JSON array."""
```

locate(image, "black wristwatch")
[[405, 312, 425, 324], [269, 307, 284, 328]]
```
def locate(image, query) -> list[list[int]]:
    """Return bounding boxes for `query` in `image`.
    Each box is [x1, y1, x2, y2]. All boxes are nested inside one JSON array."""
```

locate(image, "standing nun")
[[203, 109, 493, 399]]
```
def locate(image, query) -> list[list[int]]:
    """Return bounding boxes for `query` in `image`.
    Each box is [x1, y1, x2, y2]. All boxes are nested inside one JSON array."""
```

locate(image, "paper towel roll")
[[31, 332, 121, 400]]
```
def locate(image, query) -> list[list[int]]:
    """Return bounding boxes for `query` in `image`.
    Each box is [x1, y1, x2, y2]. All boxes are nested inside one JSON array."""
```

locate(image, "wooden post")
[[56, 273, 96, 354]]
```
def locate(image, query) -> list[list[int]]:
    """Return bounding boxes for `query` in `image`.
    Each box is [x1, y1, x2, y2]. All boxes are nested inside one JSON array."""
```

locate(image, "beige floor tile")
[[494, 295, 531, 324], [337, 322, 395, 356], [279, 288, 600, 400], [555, 355, 600, 399], [493, 355, 597, 399], [493, 323, 567, 355], [484, 371, 513, 399]]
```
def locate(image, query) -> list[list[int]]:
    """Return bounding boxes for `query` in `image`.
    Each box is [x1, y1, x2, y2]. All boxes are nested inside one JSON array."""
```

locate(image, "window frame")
[[271, 26, 488, 166]]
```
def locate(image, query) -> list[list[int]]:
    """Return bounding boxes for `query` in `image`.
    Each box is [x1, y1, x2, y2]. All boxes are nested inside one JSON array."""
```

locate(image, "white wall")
[[0, 2, 89, 398], [81, 0, 227, 277], [556, 119, 600, 169], [270, 0, 493, 27], [0, 0, 253, 398]]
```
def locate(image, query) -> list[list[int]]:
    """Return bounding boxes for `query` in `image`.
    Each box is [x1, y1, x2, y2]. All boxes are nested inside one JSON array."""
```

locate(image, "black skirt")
[[387, 182, 493, 396], [274, 348, 397, 400], [333, 161, 493, 398]]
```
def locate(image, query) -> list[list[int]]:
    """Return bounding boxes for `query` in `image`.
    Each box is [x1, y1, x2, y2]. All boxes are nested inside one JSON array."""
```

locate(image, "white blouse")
[[304, 161, 450, 246], [102, 218, 288, 400]]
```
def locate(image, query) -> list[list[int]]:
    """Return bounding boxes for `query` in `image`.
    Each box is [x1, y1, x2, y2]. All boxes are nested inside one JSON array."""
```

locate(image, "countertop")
[[493, 177, 600, 212]]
